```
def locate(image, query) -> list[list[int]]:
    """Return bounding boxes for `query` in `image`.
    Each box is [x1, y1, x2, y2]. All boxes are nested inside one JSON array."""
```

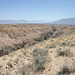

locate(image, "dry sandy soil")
[[0, 24, 71, 56], [0, 24, 75, 75]]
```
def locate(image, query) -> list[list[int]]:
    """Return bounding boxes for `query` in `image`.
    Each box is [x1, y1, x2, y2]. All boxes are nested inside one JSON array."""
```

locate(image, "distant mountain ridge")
[[0, 20, 50, 24], [0, 20, 29, 24], [51, 18, 75, 25], [0, 18, 75, 25]]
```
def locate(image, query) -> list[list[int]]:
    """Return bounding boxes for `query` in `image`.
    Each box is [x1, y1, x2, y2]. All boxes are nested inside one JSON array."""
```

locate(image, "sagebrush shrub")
[[56, 47, 74, 57], [18, 64, 31, 75], [31, 48, 50, 72], [57, 61, 75, 75], [57, 66, 70, 75]]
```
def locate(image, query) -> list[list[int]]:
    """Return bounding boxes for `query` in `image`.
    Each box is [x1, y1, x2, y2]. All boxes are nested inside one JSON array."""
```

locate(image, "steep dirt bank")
[[0, 24, 73, 56]]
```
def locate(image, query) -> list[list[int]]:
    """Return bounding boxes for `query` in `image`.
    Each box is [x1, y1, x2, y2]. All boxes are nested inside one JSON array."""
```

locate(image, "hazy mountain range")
[[51, 18, 75, 25], [0, 18, 75, 25], [0, 20, 29, 24], [0, 20, 50, 24]]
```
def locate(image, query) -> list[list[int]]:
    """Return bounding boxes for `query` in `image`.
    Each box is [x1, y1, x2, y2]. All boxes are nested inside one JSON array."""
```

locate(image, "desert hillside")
[[0, 24, 71, 56], [0, 24, 75, 75]]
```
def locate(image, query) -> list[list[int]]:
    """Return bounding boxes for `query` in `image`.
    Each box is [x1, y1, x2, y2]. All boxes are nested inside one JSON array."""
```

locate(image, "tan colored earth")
[[0, 24, 75, 75]]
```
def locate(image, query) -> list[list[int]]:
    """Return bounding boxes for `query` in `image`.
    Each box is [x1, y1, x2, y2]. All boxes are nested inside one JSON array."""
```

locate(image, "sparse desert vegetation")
[[0, 24, 75, 75], [31, 48, 50, 73], [56, 47, 74, 57]]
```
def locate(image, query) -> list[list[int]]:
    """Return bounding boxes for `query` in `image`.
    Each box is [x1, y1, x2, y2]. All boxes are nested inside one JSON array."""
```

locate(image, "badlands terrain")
[[0, 24, 75, 75]]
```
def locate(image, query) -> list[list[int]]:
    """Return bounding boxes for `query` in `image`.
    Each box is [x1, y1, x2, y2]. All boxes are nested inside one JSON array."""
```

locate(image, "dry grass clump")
[[69, 61, 75, 73], [31, 48, 51, 73], [57, 65, 70, 75], [6, 71, 10, 75], [7, 62, 13, 68], [18, 64, 31, 75], [0, 71, 11, 75], [0, 72, 4, 75], [56, 47, 74, 57], [59, 41, 75, 47], [0, 64, 3, 69], [57, 61, 75, 75], [46, 43, 56, 49], [59, 42, 70, 46]]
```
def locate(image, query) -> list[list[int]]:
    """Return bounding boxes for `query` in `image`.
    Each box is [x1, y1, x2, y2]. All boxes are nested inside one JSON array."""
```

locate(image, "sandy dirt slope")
[[0, 24, 53, 48], [0, 24, 72, 56], [0, 24, 54, 56], [0, 25, 75, 75]]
